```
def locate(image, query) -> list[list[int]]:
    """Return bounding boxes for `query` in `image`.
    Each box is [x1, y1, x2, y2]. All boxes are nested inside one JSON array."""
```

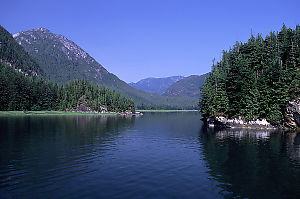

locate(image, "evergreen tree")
[[200, 24, 300, 125]]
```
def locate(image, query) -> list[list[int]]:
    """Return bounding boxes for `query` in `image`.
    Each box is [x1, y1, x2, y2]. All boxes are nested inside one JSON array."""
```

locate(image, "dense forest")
[[13, 26, 200, 109], [0, 25, 135, 113], [0, 62, 135, 112], [200, 25, 300, 125], [57, 79, 135, 112]]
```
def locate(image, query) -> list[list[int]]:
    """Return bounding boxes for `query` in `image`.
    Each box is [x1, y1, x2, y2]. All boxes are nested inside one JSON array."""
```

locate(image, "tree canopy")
[[200, 24, 300, 125]]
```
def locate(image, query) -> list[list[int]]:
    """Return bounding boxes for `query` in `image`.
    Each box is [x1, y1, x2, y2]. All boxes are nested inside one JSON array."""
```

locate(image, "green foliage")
[[0, 25, 43, 76], [57, 79, 135, 112], [163, 74, 208, 97], [129, 76, 184, 95], [13, 27, 199, 108], [0, 62, 57, 111], [266, 109, 283, 125], [0, 62, 135, 112], [200, 24, 300, 124]]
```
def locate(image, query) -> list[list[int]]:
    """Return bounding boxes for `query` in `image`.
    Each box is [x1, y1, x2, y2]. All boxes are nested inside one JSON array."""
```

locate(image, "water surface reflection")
[[0, 113, 300, 199], [200, 127, 300, 198]]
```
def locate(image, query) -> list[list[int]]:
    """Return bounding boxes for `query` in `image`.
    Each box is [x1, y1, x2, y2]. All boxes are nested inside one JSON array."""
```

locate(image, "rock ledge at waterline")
[[204, 117, 276, 129], [202, 98, 300, 130]]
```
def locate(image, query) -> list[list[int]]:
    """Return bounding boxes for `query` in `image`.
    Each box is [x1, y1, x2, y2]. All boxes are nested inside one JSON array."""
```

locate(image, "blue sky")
[[1, 0, 300, 82]]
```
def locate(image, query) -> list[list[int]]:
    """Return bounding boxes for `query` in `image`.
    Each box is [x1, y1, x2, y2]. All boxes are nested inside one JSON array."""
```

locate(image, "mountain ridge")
[[163, 74, 208, 97], [129, 76, 184, 95], [13, 27, 199, 108], [0, 25, 43, 76]]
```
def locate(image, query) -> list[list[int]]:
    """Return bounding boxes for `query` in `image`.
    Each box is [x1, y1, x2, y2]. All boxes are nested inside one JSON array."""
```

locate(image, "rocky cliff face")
[[285, 98, 300, 129]]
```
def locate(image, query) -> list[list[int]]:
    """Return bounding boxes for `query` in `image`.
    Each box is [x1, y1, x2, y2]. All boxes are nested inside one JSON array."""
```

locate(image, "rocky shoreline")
[[202, 98, 300, 130], [202, 116, 277, 129]]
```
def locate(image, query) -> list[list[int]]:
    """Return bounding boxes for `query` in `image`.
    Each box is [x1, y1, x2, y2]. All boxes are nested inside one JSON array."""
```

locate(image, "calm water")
[[0, 112, 300, 199]]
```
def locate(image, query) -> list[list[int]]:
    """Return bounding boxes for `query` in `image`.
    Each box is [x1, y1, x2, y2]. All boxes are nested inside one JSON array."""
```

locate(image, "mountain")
[[0, 25, 43, 76], [13, 28, 197, 108], [129, 76, 184, 95], [0, 25, 135, 112], [13, 27, 110, 84], [163, 74, 208, 97]]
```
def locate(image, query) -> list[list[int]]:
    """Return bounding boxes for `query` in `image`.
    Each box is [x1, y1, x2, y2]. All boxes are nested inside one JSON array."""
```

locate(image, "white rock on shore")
[[208, 116, 274, 129]]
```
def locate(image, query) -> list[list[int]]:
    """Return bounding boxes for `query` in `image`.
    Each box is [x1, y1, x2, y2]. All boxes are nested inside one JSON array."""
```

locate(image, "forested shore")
[[0, 25, 135, 113], [0, 62, 135, 113], [200, 25, 300, 128]]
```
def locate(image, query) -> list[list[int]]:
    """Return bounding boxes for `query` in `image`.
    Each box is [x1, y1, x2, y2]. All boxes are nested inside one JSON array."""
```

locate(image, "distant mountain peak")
[[14, 27, 95, 65], [163, 74, 208, 97], [129, 76, 184, 95], [13, 27, 107, 84], [13, 27, 50, 38], [33, 27, 50, 32], [12, 27, 199, 108]]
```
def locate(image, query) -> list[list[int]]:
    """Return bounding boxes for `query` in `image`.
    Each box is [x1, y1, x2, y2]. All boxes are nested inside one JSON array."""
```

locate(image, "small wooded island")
[[200, 25, 300, 129]]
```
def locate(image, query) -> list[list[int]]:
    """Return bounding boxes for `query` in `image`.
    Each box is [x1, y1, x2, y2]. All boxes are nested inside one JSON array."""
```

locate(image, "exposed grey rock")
[[285, 98, 300, 128], [76, 95, 92, 112], [75, 95, 108, 113], [205, 116, 275, 129]]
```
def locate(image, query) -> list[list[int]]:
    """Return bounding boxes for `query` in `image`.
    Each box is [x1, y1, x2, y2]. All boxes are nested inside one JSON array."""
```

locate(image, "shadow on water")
[[199, 127, 300, 199], [1, 112, 300, 199], [0, 115, 135, 198]]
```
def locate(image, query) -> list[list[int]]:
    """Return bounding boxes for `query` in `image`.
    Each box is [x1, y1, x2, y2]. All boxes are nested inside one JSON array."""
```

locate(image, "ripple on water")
[[0, 113, 300, 199]]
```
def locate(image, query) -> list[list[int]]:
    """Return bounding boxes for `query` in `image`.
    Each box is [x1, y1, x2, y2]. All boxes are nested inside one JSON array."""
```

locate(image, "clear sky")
[[1, 0, 299, 82]]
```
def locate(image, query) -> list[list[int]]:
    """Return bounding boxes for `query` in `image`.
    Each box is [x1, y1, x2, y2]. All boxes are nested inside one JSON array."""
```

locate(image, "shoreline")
[[0, 111, 120, 116], [0, 110, 198, 116], [202, 116, 300, 130], [137, 110, 198, 112]]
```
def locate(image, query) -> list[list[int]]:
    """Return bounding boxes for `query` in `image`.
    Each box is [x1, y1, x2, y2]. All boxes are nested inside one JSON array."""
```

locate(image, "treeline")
[[200, 24, 300, 125], [0, 62, 135, 112], [57, 79, 135, 112]]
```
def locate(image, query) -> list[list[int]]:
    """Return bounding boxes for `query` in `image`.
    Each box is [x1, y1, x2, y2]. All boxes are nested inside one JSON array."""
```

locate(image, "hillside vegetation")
[[163, 74, 208, 97], [0, 25, 43, 76], [200, 25, 300, 125], [129, 76, 184, 95], [0, 26, 135, 112], [13, 28, 198, 108]]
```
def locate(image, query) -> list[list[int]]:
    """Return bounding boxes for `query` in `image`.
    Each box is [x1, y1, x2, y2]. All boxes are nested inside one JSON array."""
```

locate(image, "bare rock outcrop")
[[204, 116, 275, 129], [203, 98, 300, 130], [285, 98, 300, 129], [75, 95, 108, 113]]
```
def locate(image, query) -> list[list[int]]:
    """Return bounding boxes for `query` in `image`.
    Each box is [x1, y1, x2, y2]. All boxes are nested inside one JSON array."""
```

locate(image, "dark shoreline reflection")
[[200, 127, 300, 199], [1, 113, 300, 199], [0, 115, 135, 198]]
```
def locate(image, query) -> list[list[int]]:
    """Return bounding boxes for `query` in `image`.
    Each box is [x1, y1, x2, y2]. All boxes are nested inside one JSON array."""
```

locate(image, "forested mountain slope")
[[129, 76, 184, 95], [200, 24, 300, 125], [0, 25, 43, 76], [0, 25, 135, 112], [13, 27, 197, 108]]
